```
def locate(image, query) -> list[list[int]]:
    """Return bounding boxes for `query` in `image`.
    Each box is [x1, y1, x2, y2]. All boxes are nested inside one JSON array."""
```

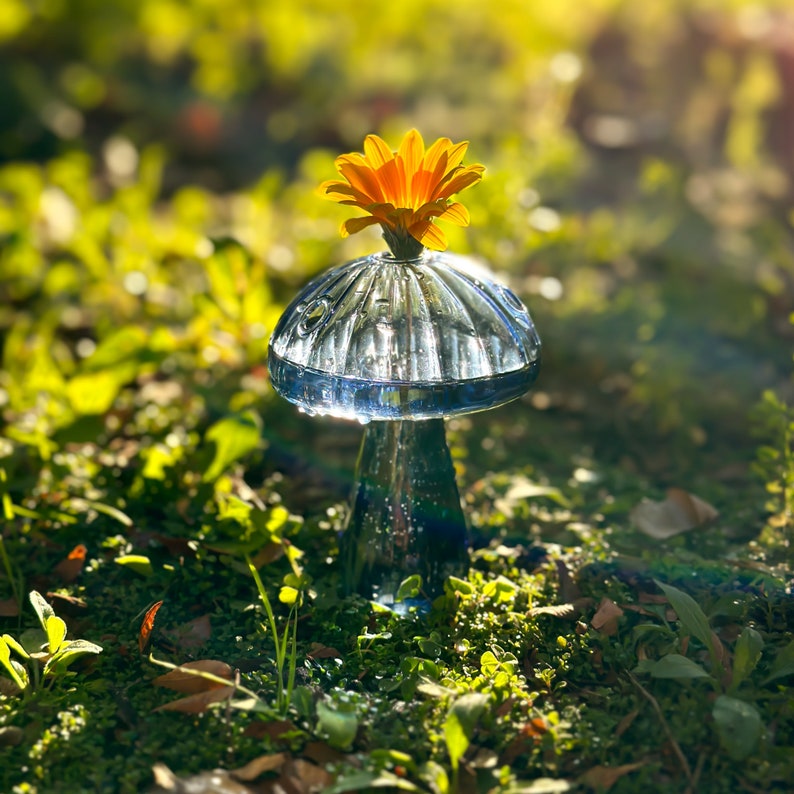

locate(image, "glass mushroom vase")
[[268, 250, 541, 609]]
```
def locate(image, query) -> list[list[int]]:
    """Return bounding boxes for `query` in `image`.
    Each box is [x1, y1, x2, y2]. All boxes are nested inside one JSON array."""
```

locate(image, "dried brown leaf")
[[162, 614, 212, 650], [53, 544, 87, 583], [301, 741, 348, 766], [242, 719, 296, 741], [153, 685, 235, 713], [591, 598, 624, 636], [152, 762, 255, 793], [307, 643, 342, 659], [152, 660, 234, 694], [284, 759, 332, 793], [579, 761, 645, 791], [231, 752, 287, 781], [630, 488, 718, 540]]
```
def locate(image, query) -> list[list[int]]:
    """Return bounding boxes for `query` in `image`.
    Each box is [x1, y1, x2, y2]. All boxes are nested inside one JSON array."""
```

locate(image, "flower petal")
[[398, 129, 424, 181], [337, 161, 384, 203], [375, 159, 404, 206], [444, 141, 469, 172], [422, 137, 452, 173], [340, 216, 382, 237], [319, 181, 372, 207], [434, 165, 484, 200], [413, 221, 448, 251], [437, 201, 470, 226], [363, 135, 395, 169]]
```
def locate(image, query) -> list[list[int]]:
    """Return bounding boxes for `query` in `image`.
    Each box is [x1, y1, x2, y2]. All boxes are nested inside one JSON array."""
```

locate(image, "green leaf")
[[45, 615, 67, 654], [2, 633, 29, 660], [66, 368, 130, 415], [29, 590, 55, 631], [445, 576, 473, 596], [19, 628, 48, 657], [712, 695, 762, 760], [278, 586, 300, 606], [444, 692, 489, 772], [731, 627, 764, 690], [480, 650, 500, 675], [639, 654, 711, 680], [316, 699, 359, 750], [0, 636, 28, 690], [44, 639, 103, 677], [202, 411, 262, 482], [762, 639, 794, 685], [396, 574, 422, 602], [114, 554, 154, 577], [655, 580, 720, 672]]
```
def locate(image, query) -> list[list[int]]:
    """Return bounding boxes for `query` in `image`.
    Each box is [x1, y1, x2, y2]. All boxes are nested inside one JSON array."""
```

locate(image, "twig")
[[626, 672, 693, 786], [685, 751, 705, 794]]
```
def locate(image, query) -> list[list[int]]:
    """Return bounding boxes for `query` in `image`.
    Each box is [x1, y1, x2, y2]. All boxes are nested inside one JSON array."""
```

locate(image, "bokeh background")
[[2, 0, 794, 494]]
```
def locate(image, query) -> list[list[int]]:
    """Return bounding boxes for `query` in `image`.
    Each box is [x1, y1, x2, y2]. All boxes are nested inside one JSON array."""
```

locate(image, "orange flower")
[[320, 129, 484, 259]]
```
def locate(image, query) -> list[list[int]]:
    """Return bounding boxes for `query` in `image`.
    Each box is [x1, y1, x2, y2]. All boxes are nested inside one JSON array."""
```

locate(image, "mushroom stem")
[[341, 418, 469, 610]]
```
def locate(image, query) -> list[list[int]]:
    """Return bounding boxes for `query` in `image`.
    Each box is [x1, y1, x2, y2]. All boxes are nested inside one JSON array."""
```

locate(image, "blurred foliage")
[[1, 0, 794, 792]]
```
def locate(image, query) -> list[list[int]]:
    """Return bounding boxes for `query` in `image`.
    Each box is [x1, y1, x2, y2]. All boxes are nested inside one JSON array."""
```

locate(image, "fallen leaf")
[[301, 741, 347, 766], [494, 475, 569, 517], [162, 614, 211, 650], [307, 643, 342, 659], [152, 660, 234, 694], [153, 685, 235, 714], [139, 601, 164, 655], [151, 763, 255, 793], [152, 534, 197, 558], [54, 543, 87, 582], [282, 758, 332, 793], [45, 592, 87, 615], [630, 488, 718, 539], [242, 719, 297, 741], [579, 761, 645, 791], [591, 598, 624, 636], [231, 752, 287, 781]]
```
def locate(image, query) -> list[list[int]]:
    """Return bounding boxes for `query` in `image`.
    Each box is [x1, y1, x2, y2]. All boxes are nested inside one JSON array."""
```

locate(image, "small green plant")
[[0, 591, 103, 692], [634, 580, 764, 760], [246, 555, 303, 718]]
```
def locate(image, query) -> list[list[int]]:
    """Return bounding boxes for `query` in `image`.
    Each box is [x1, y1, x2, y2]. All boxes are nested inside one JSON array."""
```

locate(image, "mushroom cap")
[[268, 251, 541, 421]]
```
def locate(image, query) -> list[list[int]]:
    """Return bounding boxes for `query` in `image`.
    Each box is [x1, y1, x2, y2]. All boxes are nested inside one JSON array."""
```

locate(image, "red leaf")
[[138, 600, 164, 655]]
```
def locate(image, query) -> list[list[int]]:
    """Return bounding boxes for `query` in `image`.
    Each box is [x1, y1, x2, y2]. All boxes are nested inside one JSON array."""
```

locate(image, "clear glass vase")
[[268, 250, 541, 608]]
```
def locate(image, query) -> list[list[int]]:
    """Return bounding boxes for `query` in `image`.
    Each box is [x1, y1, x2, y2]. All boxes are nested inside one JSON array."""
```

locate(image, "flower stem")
[[382, 227, 425, 260]]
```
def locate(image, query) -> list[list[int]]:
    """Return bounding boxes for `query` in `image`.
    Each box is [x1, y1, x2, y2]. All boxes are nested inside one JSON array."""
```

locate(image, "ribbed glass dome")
[[268, 251, 541, 421]]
